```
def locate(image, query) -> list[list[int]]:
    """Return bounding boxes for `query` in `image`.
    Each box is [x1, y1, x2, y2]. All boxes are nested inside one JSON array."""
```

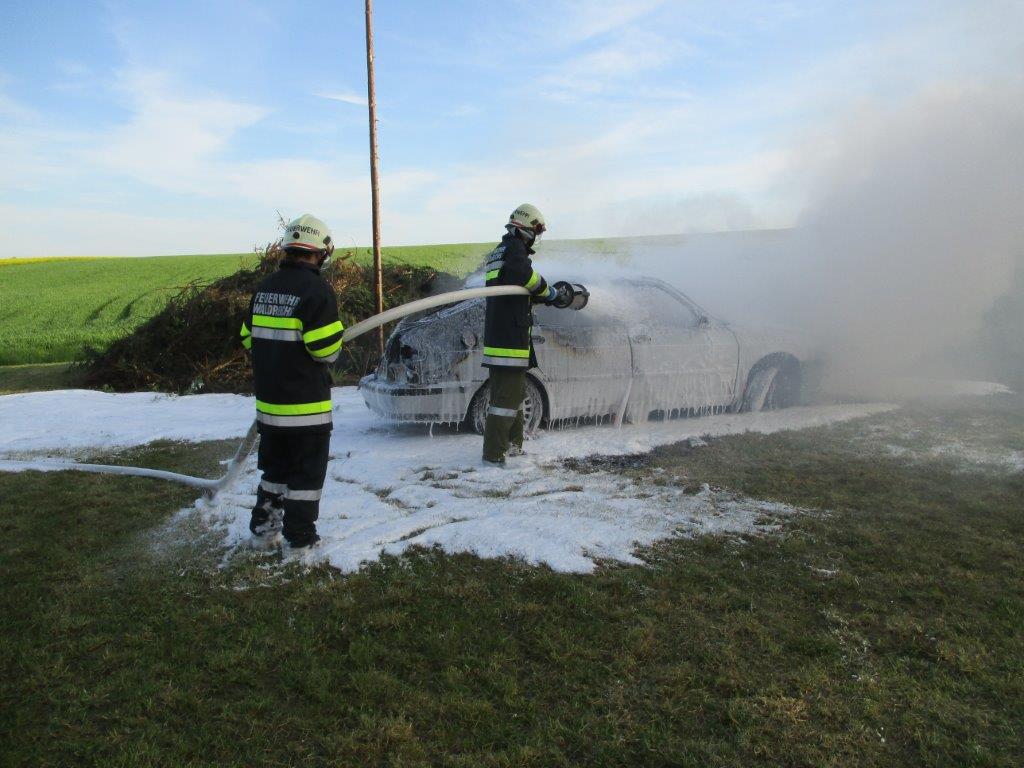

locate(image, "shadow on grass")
[[0, 362, 78, 394]]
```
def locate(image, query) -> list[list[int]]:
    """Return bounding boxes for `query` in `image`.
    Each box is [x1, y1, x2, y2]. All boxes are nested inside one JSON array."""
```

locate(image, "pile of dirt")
[[79, 246, 456, 394]]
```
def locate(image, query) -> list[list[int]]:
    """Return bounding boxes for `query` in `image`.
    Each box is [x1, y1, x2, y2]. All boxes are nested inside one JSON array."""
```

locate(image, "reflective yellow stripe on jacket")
[[483, 346, 530, 358], [255, 400, 332, 416], [252, 315, 303, 330], [302, 320, 343, 344], [482, 345, 531, 367], [302, 319, 344, 361]]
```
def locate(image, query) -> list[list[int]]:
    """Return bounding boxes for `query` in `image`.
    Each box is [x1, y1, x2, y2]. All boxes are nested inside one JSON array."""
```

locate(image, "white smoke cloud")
[[525, 79, 1024, 388], [786, 83, 1024, 374]]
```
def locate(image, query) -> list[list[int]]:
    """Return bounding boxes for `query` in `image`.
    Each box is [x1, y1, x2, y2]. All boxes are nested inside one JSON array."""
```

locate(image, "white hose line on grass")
[[1, 286, 530, 496], [0, 405, 263, 492], [0, 459, 228, 490]]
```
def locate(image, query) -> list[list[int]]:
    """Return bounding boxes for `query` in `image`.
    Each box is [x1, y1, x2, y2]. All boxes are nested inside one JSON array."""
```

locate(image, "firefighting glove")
[[534, 284, 557, 305]]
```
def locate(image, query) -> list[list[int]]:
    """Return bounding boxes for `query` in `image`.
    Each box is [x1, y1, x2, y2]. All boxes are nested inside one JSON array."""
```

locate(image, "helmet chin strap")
[[507, 223, 537, 249], [317, 243, 335, 269]]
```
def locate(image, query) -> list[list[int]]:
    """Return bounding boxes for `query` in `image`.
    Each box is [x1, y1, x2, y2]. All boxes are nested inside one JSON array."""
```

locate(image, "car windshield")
[[628, 284, 698, 326]]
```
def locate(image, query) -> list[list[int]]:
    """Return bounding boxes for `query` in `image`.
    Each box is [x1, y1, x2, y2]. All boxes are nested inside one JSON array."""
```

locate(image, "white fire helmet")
[[508, 203, 547, 242], [281, 214, 335, 257]]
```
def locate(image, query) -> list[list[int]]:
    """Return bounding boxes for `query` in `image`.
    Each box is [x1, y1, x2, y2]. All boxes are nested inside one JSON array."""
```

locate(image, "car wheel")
[[741, 361, 801, 412], [468, 377, 545, 435], [741, 366, 780, 412]]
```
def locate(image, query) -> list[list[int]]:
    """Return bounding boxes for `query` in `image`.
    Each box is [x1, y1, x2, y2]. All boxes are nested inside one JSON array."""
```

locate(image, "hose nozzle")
[[552, 281, 589, 310]]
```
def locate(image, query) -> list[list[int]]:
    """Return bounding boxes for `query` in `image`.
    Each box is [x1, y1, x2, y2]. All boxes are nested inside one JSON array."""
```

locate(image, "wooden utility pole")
[[364, 0, 384, 355]]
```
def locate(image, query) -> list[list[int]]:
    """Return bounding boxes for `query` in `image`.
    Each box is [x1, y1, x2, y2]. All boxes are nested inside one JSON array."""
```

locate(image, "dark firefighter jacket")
[[240, 259, 344, 432], [483, 232, 556, 369]]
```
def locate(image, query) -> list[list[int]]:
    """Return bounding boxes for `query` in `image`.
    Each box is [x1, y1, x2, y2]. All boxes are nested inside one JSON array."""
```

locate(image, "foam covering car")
[[360, 275, 816, 433]]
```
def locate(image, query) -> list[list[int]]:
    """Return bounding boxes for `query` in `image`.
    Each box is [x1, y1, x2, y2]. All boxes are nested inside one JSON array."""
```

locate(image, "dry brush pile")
[[79, 246, 453, 394]]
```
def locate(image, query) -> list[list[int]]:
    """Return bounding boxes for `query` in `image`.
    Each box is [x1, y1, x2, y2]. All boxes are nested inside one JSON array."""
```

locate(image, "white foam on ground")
[[854, 412, 1023, 475], [887, 378, 1013, 397], [822, 374, 1013, 401], [0, 387, 894, 573], [928, 444, 1024, 472], [0, 390, 252, 456]]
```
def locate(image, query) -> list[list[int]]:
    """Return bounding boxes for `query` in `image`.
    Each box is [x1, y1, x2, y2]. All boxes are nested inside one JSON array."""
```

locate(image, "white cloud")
[[4, 2, 1023, 257], [357, 98, 794, 245], [314, 90, 368, 107], [48, 59, 106, 94], [81, 69, 268, 196], [0, 92, 35, 123], [56, 60, 93, 78], [0, 73, 38, 123], [448, 104, 481, 118], [0, 203, 265, 257], [0, 70, 371, 255], [550, 0, 668, 44], [538, 30, 686, 101]]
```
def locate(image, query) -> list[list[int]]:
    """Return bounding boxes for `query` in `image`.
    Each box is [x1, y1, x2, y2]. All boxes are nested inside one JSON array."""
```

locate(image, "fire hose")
[[1, 282, 589, 496]]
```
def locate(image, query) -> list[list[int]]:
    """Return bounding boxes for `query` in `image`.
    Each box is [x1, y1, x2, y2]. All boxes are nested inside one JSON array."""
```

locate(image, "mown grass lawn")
[[1, 397, 1022, 766]]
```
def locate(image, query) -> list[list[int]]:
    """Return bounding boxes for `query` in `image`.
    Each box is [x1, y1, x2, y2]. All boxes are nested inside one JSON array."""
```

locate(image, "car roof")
[[465, 271, 710, 316]]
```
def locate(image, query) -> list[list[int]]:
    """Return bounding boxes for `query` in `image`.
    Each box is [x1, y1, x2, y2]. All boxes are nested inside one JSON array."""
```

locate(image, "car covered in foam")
[[360, 275, 817, 433]]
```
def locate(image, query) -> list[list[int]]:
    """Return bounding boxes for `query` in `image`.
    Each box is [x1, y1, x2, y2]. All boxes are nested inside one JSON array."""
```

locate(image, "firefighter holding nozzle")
[[481, 204, 578, 466]]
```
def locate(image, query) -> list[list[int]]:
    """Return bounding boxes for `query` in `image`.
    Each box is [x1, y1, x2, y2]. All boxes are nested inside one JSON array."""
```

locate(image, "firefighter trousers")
[[482, 367, 525, 462], [254, 430, 330, 545]]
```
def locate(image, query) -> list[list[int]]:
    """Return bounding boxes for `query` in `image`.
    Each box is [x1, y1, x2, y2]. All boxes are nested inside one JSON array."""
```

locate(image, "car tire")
[[468, 376, 545, 435], [740, 359, 801, 412]]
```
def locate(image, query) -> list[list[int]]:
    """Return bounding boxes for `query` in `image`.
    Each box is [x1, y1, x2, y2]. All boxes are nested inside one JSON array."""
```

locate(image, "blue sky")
[[0, 0, 1019, 256]]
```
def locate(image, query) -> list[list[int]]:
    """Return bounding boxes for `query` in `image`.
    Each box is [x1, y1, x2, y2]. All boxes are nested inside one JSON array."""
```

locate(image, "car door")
[[532, 301, 633, 422], [623, 283, 739, 419]]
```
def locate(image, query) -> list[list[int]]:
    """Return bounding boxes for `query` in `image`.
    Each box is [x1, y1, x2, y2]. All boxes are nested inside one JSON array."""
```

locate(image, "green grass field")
[[1, 396, 1021, 766], [0, 254, 255, 365], [0, 244, 491, 365]]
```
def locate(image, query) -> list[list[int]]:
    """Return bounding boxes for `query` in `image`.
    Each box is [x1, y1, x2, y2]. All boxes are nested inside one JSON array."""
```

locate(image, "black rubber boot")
[[286, 531, 321, 549], [249, 494, 284, 536]]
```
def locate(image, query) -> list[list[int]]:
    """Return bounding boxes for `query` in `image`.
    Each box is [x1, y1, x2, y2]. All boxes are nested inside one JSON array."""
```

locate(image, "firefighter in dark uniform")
[[240, 214, 344, 548], [482, 204, 572, 465]]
